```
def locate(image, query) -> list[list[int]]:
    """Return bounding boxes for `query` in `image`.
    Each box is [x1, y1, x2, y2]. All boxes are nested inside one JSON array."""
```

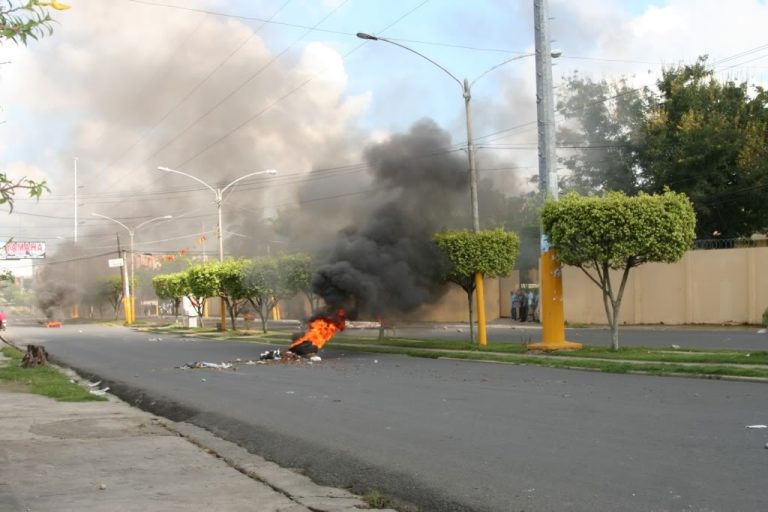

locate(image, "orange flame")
[[289, 309, 346, 351]]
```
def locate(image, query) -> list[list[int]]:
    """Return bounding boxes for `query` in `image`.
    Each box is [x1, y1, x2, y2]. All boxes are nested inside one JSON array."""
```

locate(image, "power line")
[[91, 0, 297, 194], [137, 0, 429, 178]]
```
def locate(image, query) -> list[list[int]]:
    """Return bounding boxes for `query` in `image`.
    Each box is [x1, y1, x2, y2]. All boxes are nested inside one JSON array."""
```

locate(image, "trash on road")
[[89, 386, 110, 396], [745, 424, 767, 429], [176, 350, 322, 371], [260, 349, 281, 361], [178, 361, 234, 370]]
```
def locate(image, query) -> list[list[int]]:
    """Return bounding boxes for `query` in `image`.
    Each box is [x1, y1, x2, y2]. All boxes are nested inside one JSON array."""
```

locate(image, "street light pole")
[[157, 166, 277, 332], [356, 33, 545, 345], [92, 212, 173, 324]]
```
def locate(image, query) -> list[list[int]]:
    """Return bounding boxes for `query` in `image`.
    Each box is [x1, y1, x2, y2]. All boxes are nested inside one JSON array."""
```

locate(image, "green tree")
[[96, 276, 129, 319], [242, 258, 282, 333], [277, 253, 318, 310], [185, 264, 220, 327], [637, 58, 768, 238], [541, 190, 695, 350], [215, 259, 250, 331], [557, 74, 650, 195], [152, 272, 189, 322], [432, 229, 520, 344]]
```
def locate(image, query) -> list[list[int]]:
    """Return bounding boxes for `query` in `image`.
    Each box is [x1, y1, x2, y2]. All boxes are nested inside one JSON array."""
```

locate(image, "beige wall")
[[562, 247, 768, 325], [403, 279, 503, 322], [271, 248, 767, 326]]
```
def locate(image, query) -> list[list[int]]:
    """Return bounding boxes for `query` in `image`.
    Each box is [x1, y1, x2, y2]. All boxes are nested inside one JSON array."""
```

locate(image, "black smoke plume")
[[312, 119, 470, 317], [34, 281, 80, 320]]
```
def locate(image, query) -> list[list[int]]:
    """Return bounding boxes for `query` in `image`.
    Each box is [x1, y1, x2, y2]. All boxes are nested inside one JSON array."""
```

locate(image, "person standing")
[[530, 292, 539, 322], [510, 290, 521, 321], [519, 291, 529, 322]]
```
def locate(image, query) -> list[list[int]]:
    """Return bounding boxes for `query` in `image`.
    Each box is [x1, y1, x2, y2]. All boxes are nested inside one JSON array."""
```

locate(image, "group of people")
[[510, 289, 538, 323]]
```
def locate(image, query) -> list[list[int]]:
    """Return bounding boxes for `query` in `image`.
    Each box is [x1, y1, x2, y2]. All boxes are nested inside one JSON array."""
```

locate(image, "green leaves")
[[541, 190, 696, 349], [541, 190, 696, 270], [0, 1, 58, 45], [0, 172, 49, 213], [558, 57, 768, 238], [432, 229, 520, 292], [152, 272, 189, 301]]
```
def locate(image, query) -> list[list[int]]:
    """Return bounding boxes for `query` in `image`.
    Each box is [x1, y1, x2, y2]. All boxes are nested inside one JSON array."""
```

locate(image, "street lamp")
[[356, 32, 553, 345], [157, 165, 278, 332], [92, 212, 173, 324]]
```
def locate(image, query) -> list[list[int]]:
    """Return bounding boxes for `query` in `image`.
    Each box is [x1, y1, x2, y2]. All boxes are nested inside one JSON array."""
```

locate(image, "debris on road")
[[745, 424, 767, 429], [89, 386, 110, 396], [179, 361, 234, 370], [260, 349, 281, 361], [176, 350, 324, 371]]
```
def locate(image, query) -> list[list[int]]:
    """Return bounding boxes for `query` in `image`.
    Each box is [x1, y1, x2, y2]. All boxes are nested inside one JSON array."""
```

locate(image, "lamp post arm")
[[469, 52, 535, 89], [360, 34, 463, 91], [220, 170, 277, 195], [157, 166, 216, 196], [92, 212, 131, 235], [135, 215, 173, 232]]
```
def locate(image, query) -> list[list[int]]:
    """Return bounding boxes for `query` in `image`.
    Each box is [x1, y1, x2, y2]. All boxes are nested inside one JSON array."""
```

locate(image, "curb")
[[164, 421, 398, 512]]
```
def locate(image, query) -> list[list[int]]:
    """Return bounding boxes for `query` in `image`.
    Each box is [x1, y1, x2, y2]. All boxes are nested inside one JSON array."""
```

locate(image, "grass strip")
[[139, 327, 768, 379], [0, 347, 106, 402], [323, 344, 768, 378]]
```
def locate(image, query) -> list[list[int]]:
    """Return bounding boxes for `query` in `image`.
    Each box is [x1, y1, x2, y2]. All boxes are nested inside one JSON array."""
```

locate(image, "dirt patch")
[[0, 381, 30, 393], [30, 417, 172, 439]]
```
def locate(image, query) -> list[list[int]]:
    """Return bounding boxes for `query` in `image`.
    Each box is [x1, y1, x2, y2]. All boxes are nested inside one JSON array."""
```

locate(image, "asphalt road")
[[340, 323, 768, 351], [9, 324, 768, 512]]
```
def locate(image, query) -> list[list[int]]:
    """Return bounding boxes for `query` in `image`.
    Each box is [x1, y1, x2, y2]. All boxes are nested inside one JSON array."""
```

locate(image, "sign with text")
[[108, 258, 124, 268], [0, 241, 46, 260]]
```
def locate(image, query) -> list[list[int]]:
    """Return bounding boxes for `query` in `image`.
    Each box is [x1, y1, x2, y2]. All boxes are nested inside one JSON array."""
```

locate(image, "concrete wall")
[[562, 247, 768, 325], [251, 248, 768, 326]]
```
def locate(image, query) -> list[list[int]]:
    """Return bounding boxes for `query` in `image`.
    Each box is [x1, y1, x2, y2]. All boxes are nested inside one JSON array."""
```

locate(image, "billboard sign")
[[0, 241, 46, 260]]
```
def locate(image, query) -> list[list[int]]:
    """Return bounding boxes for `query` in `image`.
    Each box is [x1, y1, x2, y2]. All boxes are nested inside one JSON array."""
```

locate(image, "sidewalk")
[[0, 360, 395, 512]]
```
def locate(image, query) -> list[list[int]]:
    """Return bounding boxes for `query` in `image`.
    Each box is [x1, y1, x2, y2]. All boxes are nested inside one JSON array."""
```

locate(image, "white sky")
[[1, 0, 767, 256]]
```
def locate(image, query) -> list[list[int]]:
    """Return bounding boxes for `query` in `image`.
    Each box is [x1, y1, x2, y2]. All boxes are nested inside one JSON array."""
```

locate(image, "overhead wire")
[[91, 0, 297, 194], [142, 0, 430, 176]]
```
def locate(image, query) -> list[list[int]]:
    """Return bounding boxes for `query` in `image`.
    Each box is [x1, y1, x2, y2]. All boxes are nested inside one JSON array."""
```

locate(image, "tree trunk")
[[21, 345, 49, 368], [225, 297, 237, 331], [610, 307, 620, 351], [259, 303, 268, 333]]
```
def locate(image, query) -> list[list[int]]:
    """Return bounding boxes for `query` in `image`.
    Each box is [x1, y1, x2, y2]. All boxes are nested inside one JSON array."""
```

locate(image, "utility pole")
[[73, 157, 78, 244], [72, 157, 80, 319], [116, 234, 131, 324], [528, 0, 581, 351]]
